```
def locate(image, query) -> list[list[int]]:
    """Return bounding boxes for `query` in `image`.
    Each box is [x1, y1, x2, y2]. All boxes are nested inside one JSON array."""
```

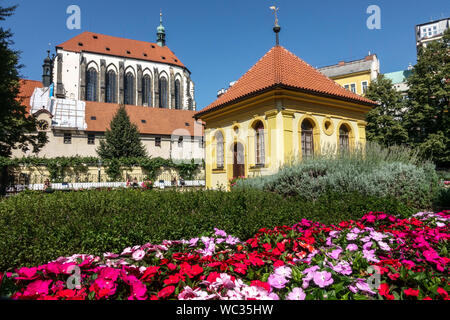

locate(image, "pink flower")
[[15, 267, 39, 280], [346, 244, 358, 252], [132, 249, 146, 261], [329, 248, 342, 260], [128, 279, 148, 300], [313, 271, 333, 288], [23, 280, 52, 297], [267, 274, 289, 289], [286, 287, 306, 300]]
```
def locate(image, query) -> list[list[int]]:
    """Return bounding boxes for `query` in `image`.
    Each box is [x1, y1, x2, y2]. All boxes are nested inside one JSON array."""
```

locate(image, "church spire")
[[156, 10, 166, 47]]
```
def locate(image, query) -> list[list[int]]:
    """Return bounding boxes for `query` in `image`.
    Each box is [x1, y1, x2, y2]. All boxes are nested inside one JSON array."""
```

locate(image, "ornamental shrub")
[[236, 143, 440, 209], [0, 189, 415, 271]]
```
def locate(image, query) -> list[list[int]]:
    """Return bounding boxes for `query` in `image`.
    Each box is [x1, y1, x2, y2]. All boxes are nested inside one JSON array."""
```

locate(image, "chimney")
[[338, 61, 345, 66]]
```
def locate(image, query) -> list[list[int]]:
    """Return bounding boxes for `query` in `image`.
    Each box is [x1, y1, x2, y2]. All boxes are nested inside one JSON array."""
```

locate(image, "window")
[[301, 119, 314, 158], [86, 68, 98, 101], [64, 133, 72, 144], [106, 70, 117, 103], [254, 121, 265, 166], [344, 84, 350, 90], [155, 137, 161, 147], [215, 131, 224, 168], [174, 79, 181, 109], [124, 72, 135, 105], [350, 83, 356, 94], [362, 81, 369, 94], [178, 136, 183, 148], [142, 75, 152, 106], [159, 77, 168, 108], [87, 134, 95, 145], [339, 125, 350, 151]]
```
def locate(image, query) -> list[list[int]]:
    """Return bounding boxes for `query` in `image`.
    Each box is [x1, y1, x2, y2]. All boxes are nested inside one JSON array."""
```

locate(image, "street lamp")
[[98, 159, 103, 183]]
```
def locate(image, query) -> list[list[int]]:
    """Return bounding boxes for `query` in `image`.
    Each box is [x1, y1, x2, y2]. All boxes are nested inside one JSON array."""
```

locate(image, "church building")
[[195, 24, 377, 190], [14, 13, 204, 160]]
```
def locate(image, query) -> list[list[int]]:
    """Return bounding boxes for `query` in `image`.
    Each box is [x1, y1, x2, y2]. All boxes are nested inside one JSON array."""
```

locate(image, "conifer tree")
[[97, 105, 147, 159], [0, 4, 47, 157]]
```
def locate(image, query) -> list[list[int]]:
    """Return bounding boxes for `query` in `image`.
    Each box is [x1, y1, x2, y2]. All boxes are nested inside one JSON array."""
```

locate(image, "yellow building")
[[194, 45, 377, 190], [318, 54, 380, 96]]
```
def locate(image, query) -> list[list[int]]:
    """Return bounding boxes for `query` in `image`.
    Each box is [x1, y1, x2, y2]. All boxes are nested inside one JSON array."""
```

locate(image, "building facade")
[[318, 54, 380, 96], [384, 67, 413, 97], [14, 14, 204, 161], [416, 18, 449, 49], [195, 45, 376, 190]]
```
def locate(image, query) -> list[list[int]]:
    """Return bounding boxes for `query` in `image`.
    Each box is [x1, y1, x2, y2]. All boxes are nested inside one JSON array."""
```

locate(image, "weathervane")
[[270, 5, 281, 45], [270, 6, 279, 27]]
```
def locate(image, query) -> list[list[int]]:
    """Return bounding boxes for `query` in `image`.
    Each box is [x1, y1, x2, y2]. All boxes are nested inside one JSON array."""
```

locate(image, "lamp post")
[[98, 159, 102, 183]]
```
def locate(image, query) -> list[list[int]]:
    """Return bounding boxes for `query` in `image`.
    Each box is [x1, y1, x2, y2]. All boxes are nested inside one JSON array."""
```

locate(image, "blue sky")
[[3, 0, 449, 110]]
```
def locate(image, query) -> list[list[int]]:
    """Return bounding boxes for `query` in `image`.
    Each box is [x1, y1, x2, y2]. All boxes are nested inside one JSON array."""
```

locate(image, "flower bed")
[[0, 211, 448, 300]]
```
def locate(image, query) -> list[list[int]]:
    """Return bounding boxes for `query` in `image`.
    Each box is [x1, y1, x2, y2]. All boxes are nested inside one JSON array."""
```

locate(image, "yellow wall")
[[330, 71, 372, 96], [200, 89, 371, 190]]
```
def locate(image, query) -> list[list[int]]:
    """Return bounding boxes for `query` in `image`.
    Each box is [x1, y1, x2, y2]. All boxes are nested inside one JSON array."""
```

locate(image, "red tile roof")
[[56, 31, 186, 69], [85, 102, 203, 137], [18, 79, 42, 114], [196, 46, 377, 117]]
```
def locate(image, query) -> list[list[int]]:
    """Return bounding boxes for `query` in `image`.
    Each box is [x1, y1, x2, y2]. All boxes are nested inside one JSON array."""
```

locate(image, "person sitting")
[[132, 177, 139, 188]]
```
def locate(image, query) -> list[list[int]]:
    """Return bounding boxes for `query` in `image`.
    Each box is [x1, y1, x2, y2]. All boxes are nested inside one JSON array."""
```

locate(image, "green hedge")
[[0, 189, 416, 271]]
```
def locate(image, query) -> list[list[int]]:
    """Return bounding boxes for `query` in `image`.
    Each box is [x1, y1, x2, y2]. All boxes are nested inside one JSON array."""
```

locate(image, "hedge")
[[0, 189, 417, 271], [236, 143, 440, 209]]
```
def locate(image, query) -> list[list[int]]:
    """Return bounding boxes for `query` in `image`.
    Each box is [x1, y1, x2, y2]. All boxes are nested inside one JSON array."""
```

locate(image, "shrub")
[[0, 189, 416, 271], [236, 143, 440, 208]]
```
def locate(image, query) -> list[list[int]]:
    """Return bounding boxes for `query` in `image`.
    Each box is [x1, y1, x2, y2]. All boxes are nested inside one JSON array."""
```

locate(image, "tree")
[[0, 5, 47, 157], [404, 29, 450, 168], [365, 74, 409, 146], [97, 105, 147, 159]]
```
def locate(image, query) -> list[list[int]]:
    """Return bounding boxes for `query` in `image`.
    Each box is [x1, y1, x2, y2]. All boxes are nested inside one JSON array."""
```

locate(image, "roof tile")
[[56, 31, 186, 69], [197, 46, 376, 116]]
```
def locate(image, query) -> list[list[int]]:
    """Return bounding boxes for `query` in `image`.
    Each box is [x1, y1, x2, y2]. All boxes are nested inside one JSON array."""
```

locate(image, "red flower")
[[206, 272, 220, 284], [387, 272, 400, 281], [437, 288, 448, 299], [163, 273, 184, 285], [379, 283, 395, 300], [141, 266, 160, 282], [250, 280, 271, 293], [273, 260, 285, 268], [167, 263, 177, 271], [404, 288, 419, 297], [158, 286, 175, 299]]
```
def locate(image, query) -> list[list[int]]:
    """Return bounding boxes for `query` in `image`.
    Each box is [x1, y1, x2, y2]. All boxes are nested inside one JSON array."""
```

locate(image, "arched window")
[[159, 77, 168, 108], [105, 70, 117, 103], [254, 121, 265, 166], [215, 131, 224, 169], [339, 125, 350, 151], [142, 75, 152, 106], [86, 68, 98, 101], [301, 119, 315, 158], [124, 72, 135, 105], [174, 79, 181, 109]]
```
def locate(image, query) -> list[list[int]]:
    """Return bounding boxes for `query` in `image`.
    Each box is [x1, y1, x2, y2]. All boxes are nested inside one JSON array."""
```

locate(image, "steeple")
[[156, 10, 166, 47], [42, 50, 53, 87]]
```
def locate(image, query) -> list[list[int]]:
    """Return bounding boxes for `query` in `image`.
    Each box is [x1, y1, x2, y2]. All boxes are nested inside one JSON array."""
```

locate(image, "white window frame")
[[361, 81, 369, 94]]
